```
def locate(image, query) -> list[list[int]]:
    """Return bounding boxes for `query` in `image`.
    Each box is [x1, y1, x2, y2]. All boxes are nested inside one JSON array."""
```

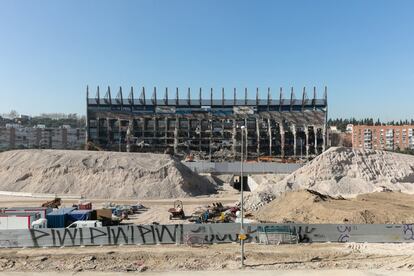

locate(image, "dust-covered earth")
[[0, 243, 414, 273]]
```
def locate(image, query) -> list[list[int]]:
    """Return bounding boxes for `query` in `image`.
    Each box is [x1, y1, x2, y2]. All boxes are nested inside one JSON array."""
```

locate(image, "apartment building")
[[0, 126, 85, 150], [352, 125, 414, 151]]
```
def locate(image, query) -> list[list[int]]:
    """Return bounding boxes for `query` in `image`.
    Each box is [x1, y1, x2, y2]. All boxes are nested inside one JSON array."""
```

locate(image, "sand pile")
[[255, 189, 414, 224], [246, 147, 414, 210], [0, 150, 216, 199]]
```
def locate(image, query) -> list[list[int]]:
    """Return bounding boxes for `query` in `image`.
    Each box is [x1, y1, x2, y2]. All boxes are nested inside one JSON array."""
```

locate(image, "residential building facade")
[[352, 125, 414, 151], [0, 126, 85, 151]]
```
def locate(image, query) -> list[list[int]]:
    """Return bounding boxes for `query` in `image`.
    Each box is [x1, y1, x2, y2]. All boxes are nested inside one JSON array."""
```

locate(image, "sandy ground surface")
[[0, 270, 413, 276], [0, 183, 242, 225], [0, 243, 414, 273], [255, 190, 414, 224]]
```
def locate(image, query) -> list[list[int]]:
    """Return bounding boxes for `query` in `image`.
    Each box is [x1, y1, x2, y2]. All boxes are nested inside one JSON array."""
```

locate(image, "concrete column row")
[[92, 117, 325, 159]]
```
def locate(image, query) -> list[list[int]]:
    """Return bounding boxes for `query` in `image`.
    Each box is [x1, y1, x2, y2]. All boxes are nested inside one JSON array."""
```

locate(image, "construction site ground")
[[0, 243, 413, 274], [0, 182, 241, 225]]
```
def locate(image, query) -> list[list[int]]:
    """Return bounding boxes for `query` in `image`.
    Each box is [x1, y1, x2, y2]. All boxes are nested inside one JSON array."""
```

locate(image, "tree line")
[[328, 118, 414, 132]]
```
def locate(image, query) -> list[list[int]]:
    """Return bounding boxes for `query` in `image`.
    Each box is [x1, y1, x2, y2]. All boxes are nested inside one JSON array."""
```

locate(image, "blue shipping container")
[[46, 207, 76, 228], [66, 210, 91, 225]]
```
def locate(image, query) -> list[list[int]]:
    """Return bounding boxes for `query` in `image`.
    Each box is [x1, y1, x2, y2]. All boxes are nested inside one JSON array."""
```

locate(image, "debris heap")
[[246, 147, 414, 210], [0, 150, 217, 199]]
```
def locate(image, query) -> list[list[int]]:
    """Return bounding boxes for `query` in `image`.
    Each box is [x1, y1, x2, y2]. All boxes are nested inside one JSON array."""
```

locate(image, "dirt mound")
[[246, 147, 414, 210], [0, 150, 216, 199], [255, 189, 414, 224]]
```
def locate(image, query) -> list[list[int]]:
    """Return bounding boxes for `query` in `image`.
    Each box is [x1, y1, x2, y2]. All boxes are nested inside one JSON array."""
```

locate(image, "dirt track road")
[[0, 270, 413, 276], [0, 243, 413, 274]]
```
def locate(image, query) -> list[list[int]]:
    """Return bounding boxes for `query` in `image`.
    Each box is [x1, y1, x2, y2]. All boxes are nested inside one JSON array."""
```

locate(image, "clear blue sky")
[[0, 0, 413, 120]]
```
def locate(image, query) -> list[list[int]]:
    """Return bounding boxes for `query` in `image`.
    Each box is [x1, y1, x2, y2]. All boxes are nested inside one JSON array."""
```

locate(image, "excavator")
[[41, 198, 62, 208]]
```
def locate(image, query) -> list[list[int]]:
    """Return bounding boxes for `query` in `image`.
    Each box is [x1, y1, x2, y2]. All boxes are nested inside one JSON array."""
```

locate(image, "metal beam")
[[140, 87, 146, 106], [105, 86, 112, 106], [313, 86, 316, 110], [96, 86, 100, 105], [267, 87, 270, 110], [152, 87, 157, 106], [176, 87, 179, 106], [165, 87, 168, 105], [279, 87, 283, 112], [302, 87, 306, 112], [116, 87, 123, 108], [128, 86, 134, 107]]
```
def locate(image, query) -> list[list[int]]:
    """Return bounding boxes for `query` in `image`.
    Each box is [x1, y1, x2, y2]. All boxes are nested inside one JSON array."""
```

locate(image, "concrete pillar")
[[141, 118, 145, 138], [304, 125, 309, 159], [165, 118, 168, 145], [314, 126, 318, 155], [244, 118, 248, 161], [256, 118, 260, 158], [96, 117, 100, 145], [174, 118, 178, 154], [209, 119, 213, 161], [106, 118, 111, 146], [322, 124, 326, 152], [126, 119, 133, 152], [232, 119, 236, 161], [154, 118, 158, 139], [198, 119, 202, 151], [279, 123, 285, 158], [221, 119, 225, 138], [118, 118, 122, 152], [291, 124, 297, 158], [187, 119, 191, 151], [268, 118, 272, 156]]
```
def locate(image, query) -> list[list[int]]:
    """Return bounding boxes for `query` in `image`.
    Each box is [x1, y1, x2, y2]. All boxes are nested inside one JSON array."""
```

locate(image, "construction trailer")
[[86, 86, 328, 161]]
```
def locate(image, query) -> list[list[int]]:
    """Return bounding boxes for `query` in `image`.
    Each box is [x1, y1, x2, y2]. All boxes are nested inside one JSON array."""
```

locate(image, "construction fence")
[[0, 223, 414, 248]]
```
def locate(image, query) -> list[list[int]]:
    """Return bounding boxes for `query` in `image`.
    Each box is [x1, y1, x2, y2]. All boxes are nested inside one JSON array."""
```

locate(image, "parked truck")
[[0, 214, 47, 230], [66, 220, 102, 228]]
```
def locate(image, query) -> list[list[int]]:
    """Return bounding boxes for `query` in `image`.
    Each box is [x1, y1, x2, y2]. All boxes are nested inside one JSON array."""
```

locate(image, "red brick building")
[[352, 125, 414, 151]]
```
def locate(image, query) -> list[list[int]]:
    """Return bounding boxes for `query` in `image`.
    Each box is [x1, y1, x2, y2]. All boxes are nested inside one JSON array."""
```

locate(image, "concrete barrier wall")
[[1, 223, 414, 248], [183, 161, 302, 174]]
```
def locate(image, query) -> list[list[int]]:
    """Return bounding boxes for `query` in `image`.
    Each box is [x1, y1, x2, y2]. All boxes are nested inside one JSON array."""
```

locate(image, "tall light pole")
[[240, 125, 245, 267]]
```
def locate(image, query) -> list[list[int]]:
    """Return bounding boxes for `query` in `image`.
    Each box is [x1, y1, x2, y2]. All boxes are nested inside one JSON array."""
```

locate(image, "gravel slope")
[[0, 150, 216, 199]]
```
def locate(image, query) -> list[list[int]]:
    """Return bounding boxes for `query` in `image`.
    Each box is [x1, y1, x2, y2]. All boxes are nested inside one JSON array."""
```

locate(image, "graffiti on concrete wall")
[[1, 223, 414, 248], [336, 225, 352, 242], [403, 224, 414, 240], [28, 224, 183, 247]]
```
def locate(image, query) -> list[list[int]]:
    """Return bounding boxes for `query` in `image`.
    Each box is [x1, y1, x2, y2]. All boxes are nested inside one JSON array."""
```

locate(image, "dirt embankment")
[[0, 150, 216, 199], [255, 189, 414, 224], [246, 147, 414, 210]]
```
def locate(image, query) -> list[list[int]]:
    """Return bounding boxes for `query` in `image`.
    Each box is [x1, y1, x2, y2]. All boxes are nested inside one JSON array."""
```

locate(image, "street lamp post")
[[240, 125, 245, 267]]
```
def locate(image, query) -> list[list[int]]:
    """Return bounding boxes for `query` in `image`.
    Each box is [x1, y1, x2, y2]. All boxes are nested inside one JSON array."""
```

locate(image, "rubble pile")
[[0, 150, 217, 199], [246, 147, 414, 210]]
